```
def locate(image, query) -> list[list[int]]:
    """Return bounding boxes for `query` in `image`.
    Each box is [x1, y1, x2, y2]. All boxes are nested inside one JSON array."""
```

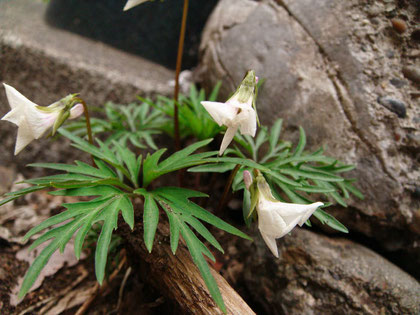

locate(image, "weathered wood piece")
[[119, 212, 255, 315]]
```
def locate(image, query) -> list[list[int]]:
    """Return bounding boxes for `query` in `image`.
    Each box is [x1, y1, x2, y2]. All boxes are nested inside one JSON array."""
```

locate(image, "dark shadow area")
[[45, 0, 218, 70]]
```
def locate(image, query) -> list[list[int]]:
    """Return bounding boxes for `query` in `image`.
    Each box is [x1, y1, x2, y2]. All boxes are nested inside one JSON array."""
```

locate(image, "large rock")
[[233, 228, 420, 314], [199, 0, 420, 276]]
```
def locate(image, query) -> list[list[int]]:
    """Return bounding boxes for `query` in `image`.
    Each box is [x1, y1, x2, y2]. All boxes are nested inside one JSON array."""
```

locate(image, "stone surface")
[[46, 0, 218, 69], [0, 0, 173, 173], [199, 0, 420, 276], [234, 228, 420, 315]]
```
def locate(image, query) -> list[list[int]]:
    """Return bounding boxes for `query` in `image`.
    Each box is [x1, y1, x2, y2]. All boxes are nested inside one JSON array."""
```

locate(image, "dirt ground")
[[0, 170, 252, 315]]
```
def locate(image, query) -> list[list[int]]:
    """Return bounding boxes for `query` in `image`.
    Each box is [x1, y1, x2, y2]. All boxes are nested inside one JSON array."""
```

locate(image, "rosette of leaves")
[[0, 129, 249, 312], [66, 101, 167, 150], [141, 83, 223, 140], [189, 118, 364, 230]]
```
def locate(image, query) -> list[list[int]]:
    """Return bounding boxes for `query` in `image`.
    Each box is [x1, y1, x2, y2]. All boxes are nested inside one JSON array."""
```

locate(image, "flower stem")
[[76, 98, 95, 165], [217, 164, 241, 215], [173, 0, 189, 152]]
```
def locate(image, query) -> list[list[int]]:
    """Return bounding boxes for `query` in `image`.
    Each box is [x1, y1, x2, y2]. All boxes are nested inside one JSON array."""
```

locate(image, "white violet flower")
[[245, 170, 323, 258], [1, 83, 84, 155], [201, 70, 258, 155], [123, 0, 149, 11]]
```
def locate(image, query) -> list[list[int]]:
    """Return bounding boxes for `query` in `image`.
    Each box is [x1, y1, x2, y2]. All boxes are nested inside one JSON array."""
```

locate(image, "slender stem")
[[78, 99, 94, 146], [217, 164, 241, 214], [173, 0, 189, 152], [76, 98, 95, 166]]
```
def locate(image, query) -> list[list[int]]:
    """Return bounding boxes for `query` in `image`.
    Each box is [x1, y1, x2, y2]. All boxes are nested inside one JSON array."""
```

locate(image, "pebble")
[[385, 4, 396, 12], [386, 50, 395, 58], [402, 66, 420, 84], [389, 78, 407, 88], [377, 96, 407, 118], [367, 5, 382, 17], [391, 18, 407, 34]]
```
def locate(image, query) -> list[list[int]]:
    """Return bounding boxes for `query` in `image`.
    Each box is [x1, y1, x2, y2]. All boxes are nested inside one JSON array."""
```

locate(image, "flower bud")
[[69, 103, 84, 119], [243, 170, 253, 190]]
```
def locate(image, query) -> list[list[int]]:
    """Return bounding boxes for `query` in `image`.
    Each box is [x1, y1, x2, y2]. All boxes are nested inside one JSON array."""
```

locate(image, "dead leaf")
[[43, 284, 97, 315], [10, 240, 86, 306]]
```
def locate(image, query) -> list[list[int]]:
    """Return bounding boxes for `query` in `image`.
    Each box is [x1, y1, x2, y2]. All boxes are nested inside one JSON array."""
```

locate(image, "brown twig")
[[173, 0, 189, 154], [75, 253, 127, 315], [115, 266, 132, 313], [216, 164, 241, 215]]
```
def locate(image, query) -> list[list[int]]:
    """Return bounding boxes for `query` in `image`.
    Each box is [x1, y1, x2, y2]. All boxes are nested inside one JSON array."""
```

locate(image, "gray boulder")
[[234, 228, 420, 314], [199, 0, 420, 275]]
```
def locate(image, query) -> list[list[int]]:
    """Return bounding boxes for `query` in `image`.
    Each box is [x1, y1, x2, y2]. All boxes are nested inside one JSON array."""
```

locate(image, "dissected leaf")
[[142, 139, 215, 187], [19, 186, 134, 298]]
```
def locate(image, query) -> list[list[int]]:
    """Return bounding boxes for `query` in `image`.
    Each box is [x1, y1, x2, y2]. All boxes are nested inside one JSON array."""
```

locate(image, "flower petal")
[[201, 101, 237, 126], [123, 0, 148, 11], [2, 83, 39, 125], [260, 232, 279, 258], [25, 108, 58, 139], [297, 202, 323, 226], [237, 108, 257, 136], [257, 202, 287, 237], [14, 118, 36, 155], [219, 125, 238, 155]]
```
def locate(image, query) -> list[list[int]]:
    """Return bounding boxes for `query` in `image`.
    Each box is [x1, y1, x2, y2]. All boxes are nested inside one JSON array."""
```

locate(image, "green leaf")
[[59, 129, 131, 181], [242, 188, 252, 227], [313, 209, 349, 233], [167, 211, 180, 254], [293, 127, 306, 157], [344, 181, 364, 200], [59, 129, 105, 159], [278, 167, 344, 182], [313, 180, 347, 207], [94, 196, 125, 284], [113, 142, 141, 187], [179, 223, 226, 312], [156, 196, 226, 313], [269, 119, 283, 149], [1, 186, 45, 206], [143, 194, 160, 253], [295, 185, 336, 193], [142, 139, 215, 187], [269, 155, 335, 168], [28, 162, 115, 179], [188, 163, 236, 173], [19, 186, 134, 298], [153, 187, 251, 241], [184, 215, 224, 254]]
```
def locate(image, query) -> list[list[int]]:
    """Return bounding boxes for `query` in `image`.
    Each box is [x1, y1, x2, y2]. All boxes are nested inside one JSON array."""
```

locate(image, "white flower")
[[1, 83, 84, 155], [248, 172, 323, 257], [201, 71, 258, 155], [123, 0, 149, 11]]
